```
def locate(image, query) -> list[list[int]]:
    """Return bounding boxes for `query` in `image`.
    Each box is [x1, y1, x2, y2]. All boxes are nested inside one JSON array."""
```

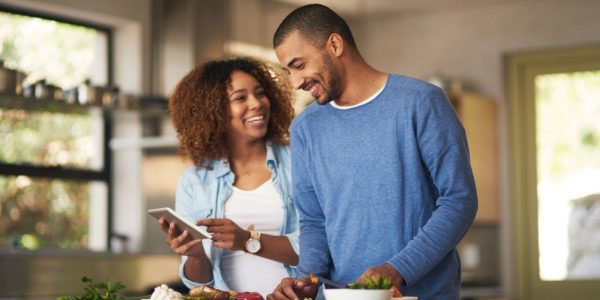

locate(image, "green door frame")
[[506, 45, 600, 300]]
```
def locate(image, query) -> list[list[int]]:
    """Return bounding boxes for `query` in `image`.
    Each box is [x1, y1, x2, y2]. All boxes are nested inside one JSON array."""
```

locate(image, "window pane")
[[0, 11, 107, 89], [0, 107, 104, 170], [0, 175, 107, 250], [536, 71, 600, 280]]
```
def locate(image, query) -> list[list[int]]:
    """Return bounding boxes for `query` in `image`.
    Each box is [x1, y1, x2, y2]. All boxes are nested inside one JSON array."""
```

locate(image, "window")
[[507, 45, 600, 299], [0, 8, 112, 251]]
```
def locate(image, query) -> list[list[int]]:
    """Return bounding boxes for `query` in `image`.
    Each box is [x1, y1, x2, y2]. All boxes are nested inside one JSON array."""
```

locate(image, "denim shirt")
[[176, 142, 299, 291]]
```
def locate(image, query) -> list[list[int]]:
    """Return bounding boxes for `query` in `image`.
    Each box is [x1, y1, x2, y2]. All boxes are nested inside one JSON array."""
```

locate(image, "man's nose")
[[291, 74, 304, 90]]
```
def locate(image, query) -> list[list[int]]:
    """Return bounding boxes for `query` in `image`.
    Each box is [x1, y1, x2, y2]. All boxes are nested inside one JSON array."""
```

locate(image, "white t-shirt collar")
[[330, 80, 387, 110]]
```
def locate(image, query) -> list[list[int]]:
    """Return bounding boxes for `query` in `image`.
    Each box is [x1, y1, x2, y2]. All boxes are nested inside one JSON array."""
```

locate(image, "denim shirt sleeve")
[[272, 144, 301, 257], [179, 255, 215, 288], [175, 166, 216, 288]]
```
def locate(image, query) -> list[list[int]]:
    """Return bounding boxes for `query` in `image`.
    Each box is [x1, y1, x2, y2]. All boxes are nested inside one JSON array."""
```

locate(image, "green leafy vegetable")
[[348, 276, 393, 290], [57, 276, 126, 300]]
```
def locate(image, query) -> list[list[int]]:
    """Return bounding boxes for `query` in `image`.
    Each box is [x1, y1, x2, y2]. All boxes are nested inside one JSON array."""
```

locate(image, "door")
[[507, 45, 600, 299]]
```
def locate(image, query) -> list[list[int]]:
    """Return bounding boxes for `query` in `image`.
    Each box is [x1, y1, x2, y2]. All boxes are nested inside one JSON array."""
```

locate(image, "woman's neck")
[[228, 139, 267, 171], [228, 139, 271, 189]]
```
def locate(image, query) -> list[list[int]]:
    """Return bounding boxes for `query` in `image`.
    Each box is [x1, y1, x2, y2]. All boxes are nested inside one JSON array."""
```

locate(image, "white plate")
[[324, 288, 391, 300]]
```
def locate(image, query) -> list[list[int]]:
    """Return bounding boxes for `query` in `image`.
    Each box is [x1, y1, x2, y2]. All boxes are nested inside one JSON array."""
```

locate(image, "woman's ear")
[[327, 33, 345, 57]]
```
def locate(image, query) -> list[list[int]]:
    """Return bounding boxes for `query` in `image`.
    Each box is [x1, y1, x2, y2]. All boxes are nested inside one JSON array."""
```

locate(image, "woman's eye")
[[255, 90, 266, 97], [232, 95, 245, 101]]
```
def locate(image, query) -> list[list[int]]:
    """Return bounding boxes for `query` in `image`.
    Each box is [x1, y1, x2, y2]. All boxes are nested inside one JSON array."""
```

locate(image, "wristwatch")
[[245, 224, 262, 254]]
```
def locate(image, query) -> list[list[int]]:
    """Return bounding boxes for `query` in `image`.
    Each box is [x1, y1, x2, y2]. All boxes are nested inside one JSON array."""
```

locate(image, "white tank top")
[[220, 179, 289, 296]]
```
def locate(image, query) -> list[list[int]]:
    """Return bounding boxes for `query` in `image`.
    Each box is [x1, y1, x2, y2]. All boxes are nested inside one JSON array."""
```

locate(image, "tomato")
[[235, 292, 264, 300]]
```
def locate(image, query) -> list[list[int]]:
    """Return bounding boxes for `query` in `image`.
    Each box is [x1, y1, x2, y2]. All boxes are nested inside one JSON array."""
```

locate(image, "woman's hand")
[[198, 218, 250, 251], [159, 217, 204, 257]]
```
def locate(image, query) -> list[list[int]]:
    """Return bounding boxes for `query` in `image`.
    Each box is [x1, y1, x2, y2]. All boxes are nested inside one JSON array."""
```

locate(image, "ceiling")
[[272, 0, 528, 16]]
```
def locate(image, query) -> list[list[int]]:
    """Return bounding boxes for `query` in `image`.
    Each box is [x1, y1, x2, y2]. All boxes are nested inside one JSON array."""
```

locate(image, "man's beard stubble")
[[319, 53, 342, 105]]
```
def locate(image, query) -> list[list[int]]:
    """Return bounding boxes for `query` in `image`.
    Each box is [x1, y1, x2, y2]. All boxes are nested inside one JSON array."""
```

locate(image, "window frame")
[[506, 44, 600, 299], [0, 4, 115, 250]]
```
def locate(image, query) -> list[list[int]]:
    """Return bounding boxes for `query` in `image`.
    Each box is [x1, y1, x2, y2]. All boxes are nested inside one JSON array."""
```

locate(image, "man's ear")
[[327, 33, 345, 57]]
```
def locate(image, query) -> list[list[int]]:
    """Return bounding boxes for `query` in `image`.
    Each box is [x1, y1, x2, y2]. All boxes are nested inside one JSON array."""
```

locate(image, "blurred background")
[[0, 0, 599, 299]]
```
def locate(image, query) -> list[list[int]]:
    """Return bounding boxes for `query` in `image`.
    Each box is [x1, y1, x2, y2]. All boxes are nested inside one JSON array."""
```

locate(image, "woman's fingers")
[[212, 240, 234, 249], [174, 239, 201, 256]]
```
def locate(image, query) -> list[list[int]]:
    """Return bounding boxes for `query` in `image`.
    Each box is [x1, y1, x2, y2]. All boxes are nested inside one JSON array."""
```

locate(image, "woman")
[[162, 57, 298, 297]]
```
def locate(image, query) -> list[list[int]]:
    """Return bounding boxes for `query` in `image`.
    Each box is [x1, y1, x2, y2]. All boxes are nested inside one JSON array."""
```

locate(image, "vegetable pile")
[[189, 286, 263, 300], [348, 276, 393, 290], [57, 276, 125, 300]]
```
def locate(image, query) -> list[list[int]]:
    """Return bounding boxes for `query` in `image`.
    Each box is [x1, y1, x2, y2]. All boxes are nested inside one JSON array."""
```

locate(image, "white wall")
[[354, 0, 600, 101]]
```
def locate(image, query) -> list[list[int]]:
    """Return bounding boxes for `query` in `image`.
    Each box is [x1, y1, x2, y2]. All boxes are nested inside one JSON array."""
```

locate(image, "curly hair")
[[169, 57, 294, 166]]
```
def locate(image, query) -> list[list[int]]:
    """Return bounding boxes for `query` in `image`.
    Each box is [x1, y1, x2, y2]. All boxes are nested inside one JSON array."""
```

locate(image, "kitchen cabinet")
[[450, 91, 500, 224]]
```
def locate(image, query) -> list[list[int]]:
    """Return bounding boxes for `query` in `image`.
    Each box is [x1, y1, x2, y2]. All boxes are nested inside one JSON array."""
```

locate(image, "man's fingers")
[[281, 279, 300, 300], [270, 288, 295, 300]]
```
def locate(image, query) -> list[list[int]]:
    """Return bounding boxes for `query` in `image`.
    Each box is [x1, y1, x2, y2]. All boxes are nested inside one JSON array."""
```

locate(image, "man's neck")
[[334, 58, 388, 107]]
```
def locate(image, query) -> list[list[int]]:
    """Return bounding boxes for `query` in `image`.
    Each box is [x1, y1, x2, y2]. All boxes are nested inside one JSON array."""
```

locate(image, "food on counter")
[[348, 275, 393, 290], [57, 276, 126, 300], [150, 284, 184, 300], [189, 286, 234, 300], [233, 292, 263, 300], [189, 286, 263, 300]]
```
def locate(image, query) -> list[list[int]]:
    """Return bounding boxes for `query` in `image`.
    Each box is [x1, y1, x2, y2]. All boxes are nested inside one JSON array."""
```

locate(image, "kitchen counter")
[[0, 250, 181, 299]]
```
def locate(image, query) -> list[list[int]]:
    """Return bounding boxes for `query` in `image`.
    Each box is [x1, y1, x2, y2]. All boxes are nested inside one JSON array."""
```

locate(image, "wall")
[[354, 0, 600, 101], [158, 0, 295, 95], [352, 0, 600, 296]]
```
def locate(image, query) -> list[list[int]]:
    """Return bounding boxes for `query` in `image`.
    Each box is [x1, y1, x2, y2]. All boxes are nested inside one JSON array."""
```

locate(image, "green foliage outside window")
[[0, 12, 105, 250], [0, 11, 97, 89], [0, 175, 90, 249], [536, 71, 600, 182]]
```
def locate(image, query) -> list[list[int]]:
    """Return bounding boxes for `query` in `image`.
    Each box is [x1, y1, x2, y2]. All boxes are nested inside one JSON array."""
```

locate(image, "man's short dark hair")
[[273, 4, 357, 50]]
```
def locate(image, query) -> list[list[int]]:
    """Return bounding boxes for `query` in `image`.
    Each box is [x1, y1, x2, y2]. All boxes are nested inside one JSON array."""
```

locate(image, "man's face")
[[275, 31, 342, 105]]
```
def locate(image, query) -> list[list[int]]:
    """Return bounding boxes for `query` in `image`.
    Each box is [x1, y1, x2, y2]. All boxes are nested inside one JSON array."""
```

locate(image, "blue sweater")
[[290, 74, 478, 299]]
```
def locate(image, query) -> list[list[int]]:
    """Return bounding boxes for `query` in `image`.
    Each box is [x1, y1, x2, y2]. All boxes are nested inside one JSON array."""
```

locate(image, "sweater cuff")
[[387, 256, 417, 287]]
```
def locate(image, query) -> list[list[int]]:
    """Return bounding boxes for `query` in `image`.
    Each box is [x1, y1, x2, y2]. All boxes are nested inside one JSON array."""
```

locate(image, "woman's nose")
[[248, 95, 261, 110]]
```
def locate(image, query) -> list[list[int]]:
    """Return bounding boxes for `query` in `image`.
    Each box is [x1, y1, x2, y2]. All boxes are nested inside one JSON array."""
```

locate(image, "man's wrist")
[[384, 263, 404, 287]]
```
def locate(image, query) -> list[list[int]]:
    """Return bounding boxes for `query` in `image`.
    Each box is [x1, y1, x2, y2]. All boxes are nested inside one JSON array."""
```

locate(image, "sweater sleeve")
[[387, 87, 478, 286], [291, 120, 333, 276]]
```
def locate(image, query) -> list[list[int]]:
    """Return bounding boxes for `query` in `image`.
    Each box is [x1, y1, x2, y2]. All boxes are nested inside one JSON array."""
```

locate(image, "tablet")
[[148, 207, 212, 240]]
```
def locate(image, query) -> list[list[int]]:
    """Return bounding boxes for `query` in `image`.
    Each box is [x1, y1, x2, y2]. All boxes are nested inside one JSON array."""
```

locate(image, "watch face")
[[245, 239, 261, 254]]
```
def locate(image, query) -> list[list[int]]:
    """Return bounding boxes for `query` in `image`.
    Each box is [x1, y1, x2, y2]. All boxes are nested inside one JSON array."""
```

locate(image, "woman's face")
[[226, 70, 271, 143]]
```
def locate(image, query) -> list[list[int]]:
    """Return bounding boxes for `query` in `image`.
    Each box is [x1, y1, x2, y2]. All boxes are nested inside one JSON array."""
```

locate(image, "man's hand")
[[267, 277, 317, 300], [356, 263, 404, 296]]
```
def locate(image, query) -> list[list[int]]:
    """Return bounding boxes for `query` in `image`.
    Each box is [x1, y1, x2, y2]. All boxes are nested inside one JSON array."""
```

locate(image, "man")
[[268, 4, 477, 300]]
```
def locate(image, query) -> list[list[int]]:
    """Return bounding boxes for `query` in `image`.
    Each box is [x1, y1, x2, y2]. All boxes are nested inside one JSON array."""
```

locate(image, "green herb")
[[57, 276, 126, 300], [348, 276, 393, 290]]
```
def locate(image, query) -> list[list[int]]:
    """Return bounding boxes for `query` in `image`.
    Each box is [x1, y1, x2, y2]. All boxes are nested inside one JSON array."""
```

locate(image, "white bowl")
[[324, 288, 392, 300]]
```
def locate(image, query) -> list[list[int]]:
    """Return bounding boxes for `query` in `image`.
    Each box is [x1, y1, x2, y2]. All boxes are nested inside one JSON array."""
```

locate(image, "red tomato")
[[235, 292, 264, 300]]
